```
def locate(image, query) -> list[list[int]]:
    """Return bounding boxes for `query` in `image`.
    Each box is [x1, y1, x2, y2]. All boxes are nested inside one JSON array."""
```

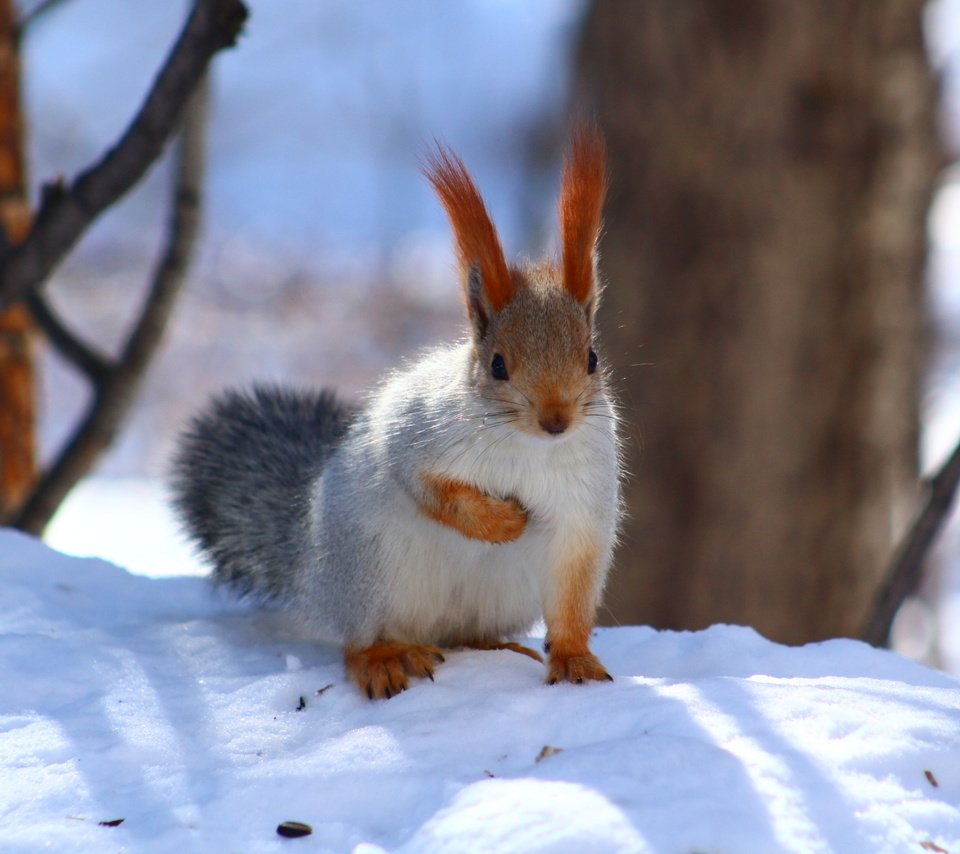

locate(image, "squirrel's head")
[[424, 125, 608, 440]]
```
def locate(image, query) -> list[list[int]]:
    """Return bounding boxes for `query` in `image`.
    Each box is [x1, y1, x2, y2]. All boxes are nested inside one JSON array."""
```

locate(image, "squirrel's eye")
[[491, 353, 509, 381], [588, 348, 598, 375]]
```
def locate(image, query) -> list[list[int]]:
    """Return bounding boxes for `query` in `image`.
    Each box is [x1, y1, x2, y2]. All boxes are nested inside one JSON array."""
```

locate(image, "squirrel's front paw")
[[546, 649, 612, 685], [479, 495, 527, 544], [345, 642, 445, 700], [419, 473, 527, 544]]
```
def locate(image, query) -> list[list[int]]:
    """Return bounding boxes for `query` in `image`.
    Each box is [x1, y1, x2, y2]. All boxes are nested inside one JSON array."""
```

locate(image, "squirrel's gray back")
[[171, 385, 355, 600]]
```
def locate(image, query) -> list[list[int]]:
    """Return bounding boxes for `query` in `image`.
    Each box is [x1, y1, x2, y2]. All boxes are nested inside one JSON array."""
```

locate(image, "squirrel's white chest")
[[459, 423, 619, 545], [377, 508, 550, 645], [376, 427, 616, 646]]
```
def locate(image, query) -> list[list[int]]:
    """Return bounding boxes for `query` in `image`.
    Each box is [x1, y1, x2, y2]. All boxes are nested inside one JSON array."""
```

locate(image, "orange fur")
[[558, 124, 608, 305], [545, 538, 612, 684], [419, 472, 527, 544], [344, 642, 445, 699], [462, 639, 543, 663], [423, 146, 513, 311]]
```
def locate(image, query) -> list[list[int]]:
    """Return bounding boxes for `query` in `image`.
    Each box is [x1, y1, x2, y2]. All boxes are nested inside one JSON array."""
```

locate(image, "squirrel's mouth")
[[532, 400, 579, 440], [537, 413, 571, 436], [511, 417, 581, 445]]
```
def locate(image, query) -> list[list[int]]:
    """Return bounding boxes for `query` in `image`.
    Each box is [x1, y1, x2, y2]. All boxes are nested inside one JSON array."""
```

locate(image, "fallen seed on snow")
[[277, 821, 313, 838], [535, 745, 563, 763]]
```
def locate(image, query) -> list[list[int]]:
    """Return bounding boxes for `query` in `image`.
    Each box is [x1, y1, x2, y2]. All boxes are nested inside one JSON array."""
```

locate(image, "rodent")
[[171, 125, 621, 699]]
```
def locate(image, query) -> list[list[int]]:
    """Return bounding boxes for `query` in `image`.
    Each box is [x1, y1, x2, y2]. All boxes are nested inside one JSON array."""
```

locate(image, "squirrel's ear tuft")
[[559, 123, 608, 307], [423, 144, 513, 314]]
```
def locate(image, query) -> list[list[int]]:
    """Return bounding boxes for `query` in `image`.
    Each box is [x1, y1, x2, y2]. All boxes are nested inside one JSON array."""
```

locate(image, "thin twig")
[[862, 439, 960, 646], [13, 77, 209, 535], [16, 0, 71, 35], [26, 291, 111, 383], [0, 0, 246, 312]]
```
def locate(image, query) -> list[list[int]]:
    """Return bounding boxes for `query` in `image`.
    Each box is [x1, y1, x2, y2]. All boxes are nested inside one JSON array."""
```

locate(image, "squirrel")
[[171, 125, 621, 699]]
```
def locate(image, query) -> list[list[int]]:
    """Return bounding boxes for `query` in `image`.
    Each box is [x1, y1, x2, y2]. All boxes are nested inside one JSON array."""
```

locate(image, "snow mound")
[[1, 529, 958, 853]]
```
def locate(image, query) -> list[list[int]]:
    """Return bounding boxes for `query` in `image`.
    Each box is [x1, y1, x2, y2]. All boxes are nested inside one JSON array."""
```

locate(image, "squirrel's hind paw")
[[345, 642, 445, 700]]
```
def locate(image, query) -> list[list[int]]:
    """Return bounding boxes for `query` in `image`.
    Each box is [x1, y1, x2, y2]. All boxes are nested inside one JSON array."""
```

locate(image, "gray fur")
[[466, 262, 490, 339], [171, 385, 356, 603]]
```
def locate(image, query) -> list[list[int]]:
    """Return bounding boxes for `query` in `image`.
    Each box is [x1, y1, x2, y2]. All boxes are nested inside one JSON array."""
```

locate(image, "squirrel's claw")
[[545, 650, 612, 686], [345, 642, 445, 700]]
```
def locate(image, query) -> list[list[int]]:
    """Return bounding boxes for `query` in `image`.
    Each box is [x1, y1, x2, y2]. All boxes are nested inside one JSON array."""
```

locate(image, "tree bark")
[[0, 0, 35, 520], [578, 0, 940, 642]]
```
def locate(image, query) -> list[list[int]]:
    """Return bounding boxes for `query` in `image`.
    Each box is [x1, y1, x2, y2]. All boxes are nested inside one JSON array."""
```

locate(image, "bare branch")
[[16, 0, 71, 35], [26, 291, 111, 383], [13, 77, 209, 535], [862, 439, 960, 646], [0, 0, 246, 311]]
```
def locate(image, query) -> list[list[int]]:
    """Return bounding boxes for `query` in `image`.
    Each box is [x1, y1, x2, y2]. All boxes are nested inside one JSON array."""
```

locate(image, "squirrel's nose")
[[538, 414, 570, 435]]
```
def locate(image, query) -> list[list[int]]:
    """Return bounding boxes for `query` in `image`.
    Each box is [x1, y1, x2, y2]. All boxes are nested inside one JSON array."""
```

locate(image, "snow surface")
[[2, 531, 959, 853]]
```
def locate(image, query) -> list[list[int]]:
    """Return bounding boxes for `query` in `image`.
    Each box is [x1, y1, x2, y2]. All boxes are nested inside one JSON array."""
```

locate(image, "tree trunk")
[[578, 0, 940, 643], [0, 0, 35, 521]]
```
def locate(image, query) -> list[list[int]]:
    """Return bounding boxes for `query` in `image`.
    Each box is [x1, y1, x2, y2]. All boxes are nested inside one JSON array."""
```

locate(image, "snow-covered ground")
[[2, 529, 959, 853]]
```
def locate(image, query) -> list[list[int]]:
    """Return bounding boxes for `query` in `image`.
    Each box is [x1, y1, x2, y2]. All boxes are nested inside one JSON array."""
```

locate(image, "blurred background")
[[8, 0, 960, 668], [28, 0, 581, 474]]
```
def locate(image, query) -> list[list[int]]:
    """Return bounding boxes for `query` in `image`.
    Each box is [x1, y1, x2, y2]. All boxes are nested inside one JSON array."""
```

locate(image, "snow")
[[2, 530, 959, 853]]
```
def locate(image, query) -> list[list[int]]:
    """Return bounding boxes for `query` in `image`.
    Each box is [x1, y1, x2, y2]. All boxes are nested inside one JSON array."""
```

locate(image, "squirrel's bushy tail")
[[171, 385, 355, 600]]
